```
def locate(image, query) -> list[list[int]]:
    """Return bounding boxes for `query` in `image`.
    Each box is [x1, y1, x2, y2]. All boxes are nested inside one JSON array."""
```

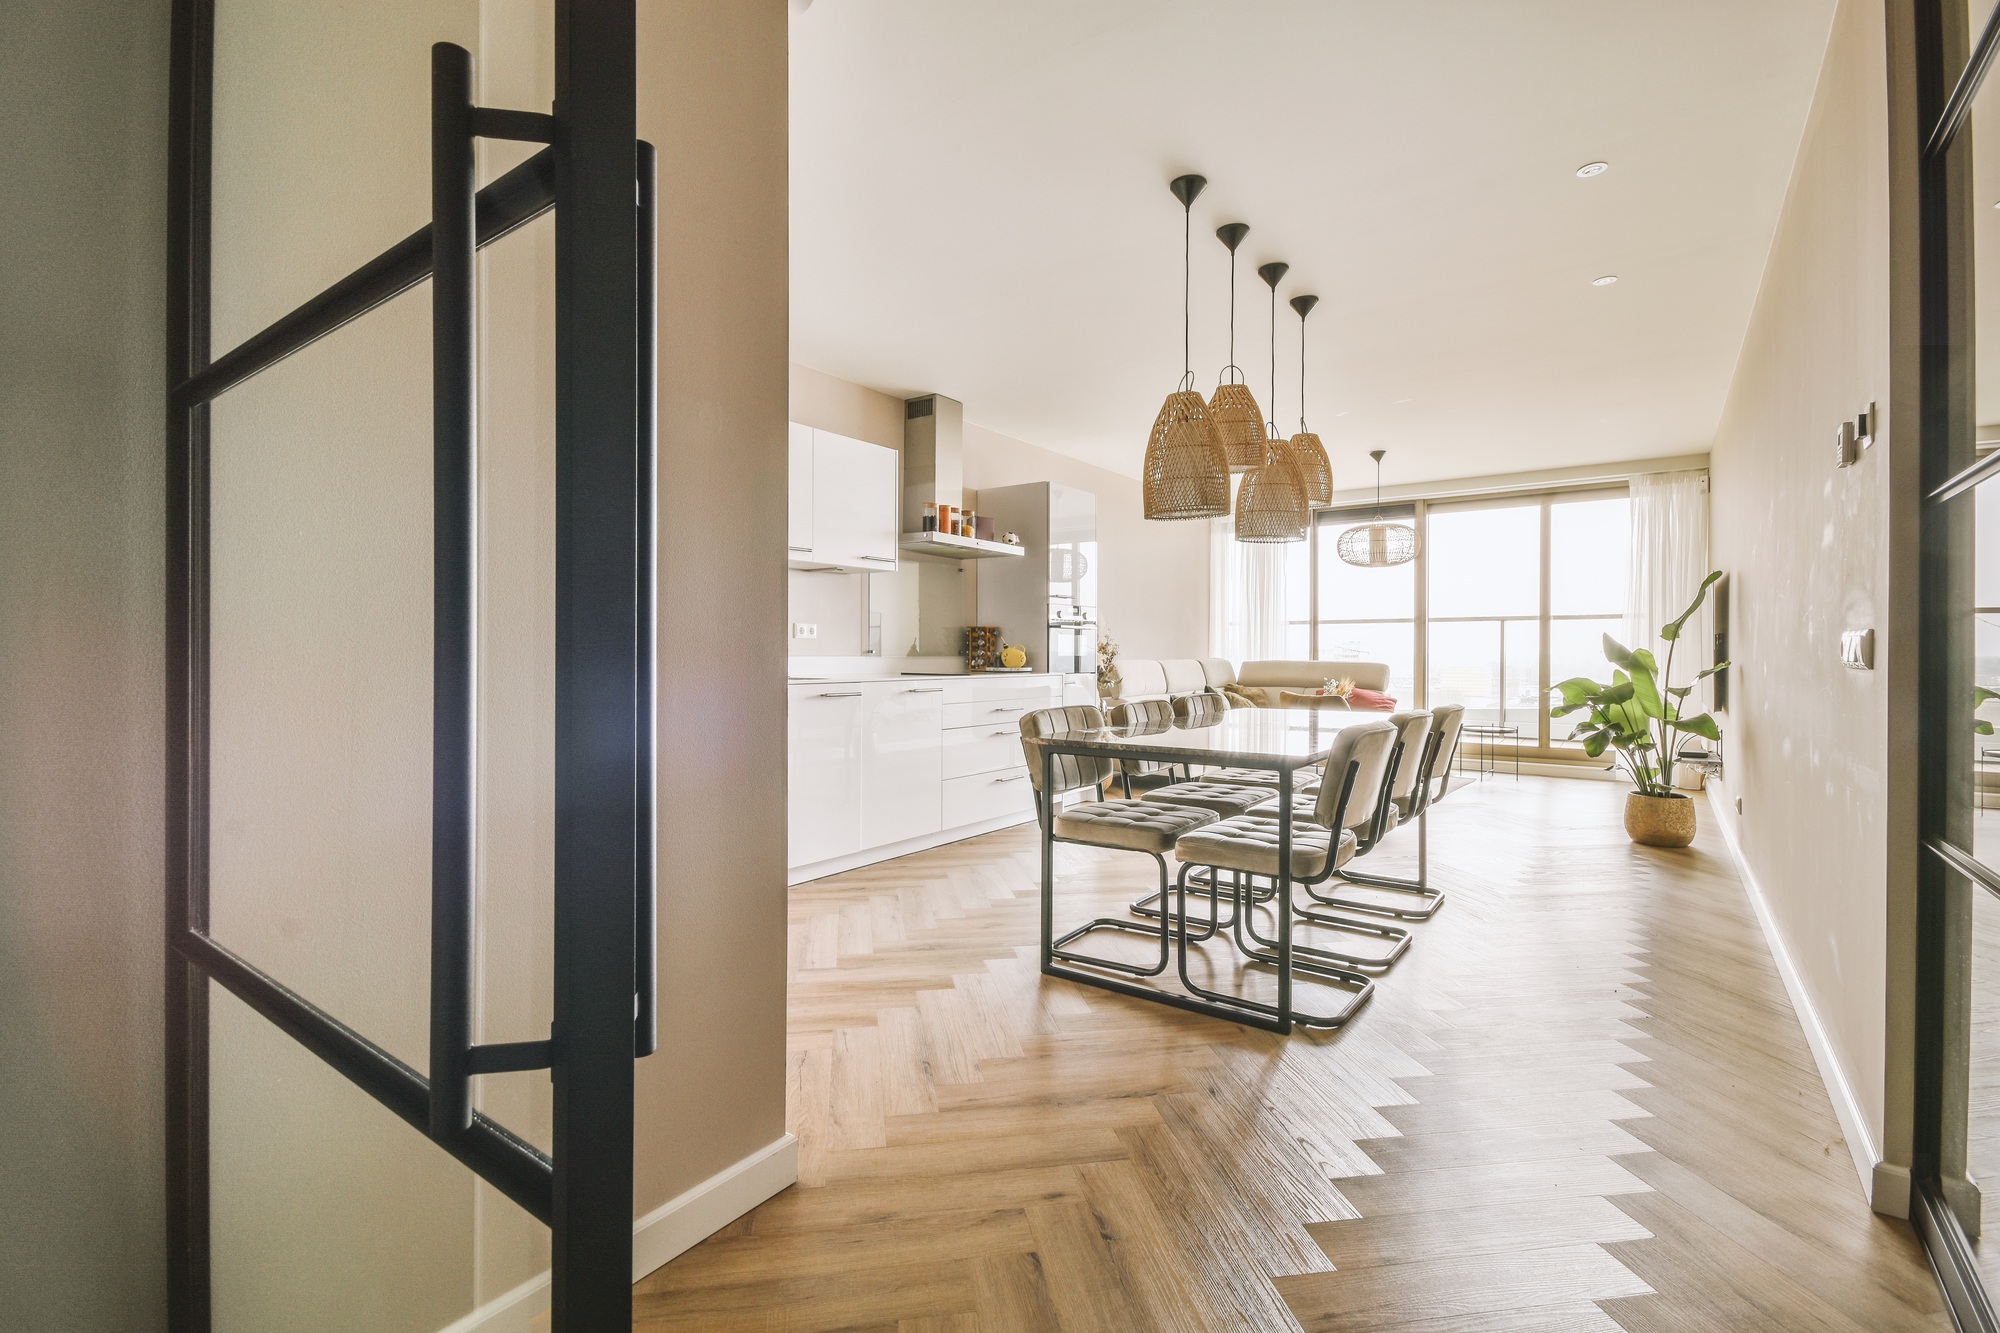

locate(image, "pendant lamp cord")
[[1299, 308, 1307, 433], [1268, 282, 1278, 438], [1181, 202, 1191, 390]]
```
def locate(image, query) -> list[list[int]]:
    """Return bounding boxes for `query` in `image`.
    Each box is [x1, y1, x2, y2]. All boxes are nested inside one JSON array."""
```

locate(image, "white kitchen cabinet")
[[788, 427, 898, 572], [787, 423, 814, 555], [788, 684, 865, 868], [861, 682, 943, 847]]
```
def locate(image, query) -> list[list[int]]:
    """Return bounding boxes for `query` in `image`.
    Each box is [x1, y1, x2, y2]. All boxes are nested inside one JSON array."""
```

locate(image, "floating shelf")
[[897, 531, 1026, 560]]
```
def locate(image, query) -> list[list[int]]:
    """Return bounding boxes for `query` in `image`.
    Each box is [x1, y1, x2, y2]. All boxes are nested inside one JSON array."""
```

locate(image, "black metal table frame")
[[1035, 735, 1327, 1035]]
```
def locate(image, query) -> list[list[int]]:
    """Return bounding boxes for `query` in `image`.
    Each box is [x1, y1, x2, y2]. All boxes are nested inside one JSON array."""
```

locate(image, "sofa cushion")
[[1238, 660, 1391, 692], [1114, 658, 1169, 700], [1220, 683, 1269, 709], [1160, 659, 1208, 694], [1198, 657, 1238, 688]]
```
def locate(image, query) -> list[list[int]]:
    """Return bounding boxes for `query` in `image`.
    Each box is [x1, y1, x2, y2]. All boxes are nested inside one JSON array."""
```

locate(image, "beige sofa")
[[1109, 658, 1391, 706]]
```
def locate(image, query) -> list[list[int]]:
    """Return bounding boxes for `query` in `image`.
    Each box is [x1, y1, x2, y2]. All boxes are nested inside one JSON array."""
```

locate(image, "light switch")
[[1834, 420, 1859, 468], [1841, 628, 1874, 670]]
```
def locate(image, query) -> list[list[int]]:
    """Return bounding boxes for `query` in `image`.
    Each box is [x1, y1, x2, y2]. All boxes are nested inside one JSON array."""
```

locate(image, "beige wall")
[[634, 0, 791, 1219], [1707, 0, 1917, 1203], [788, 363, 1212, 664], [0, 2, 171, 1328]]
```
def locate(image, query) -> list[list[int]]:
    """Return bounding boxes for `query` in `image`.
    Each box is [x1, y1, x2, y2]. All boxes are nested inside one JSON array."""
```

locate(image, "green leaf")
[[1666, 684, 1694, 699], [1603, 680, 1635, 705], [1582, 730, 1609, 758], [1553, 677, 1599, 706], [1977, 686, 2000, 707], [1632, 647, 1658, 673], [1979, 720, 1995, 736], [1670, 712, 1721, 741], [1661, 570, 1724, 642], [1630, 664, 1665, 720], [1695, 660, 1731, 682], [1603, 635, 1637, 670]]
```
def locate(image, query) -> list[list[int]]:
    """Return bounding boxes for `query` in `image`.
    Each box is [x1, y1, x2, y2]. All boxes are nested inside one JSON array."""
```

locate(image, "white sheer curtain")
[[1627, 469, 1712, 703], [1209, 505, 1293, 663]]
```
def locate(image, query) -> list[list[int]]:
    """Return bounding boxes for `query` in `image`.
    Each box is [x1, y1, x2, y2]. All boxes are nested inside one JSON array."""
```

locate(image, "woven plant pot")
[[1235, 440, 1309, 542], [1288, 431, 1333, 507], [1208, 382, 1267, 472], [1624, 792, 1696, 848], [1142, 389, 1230, 520]]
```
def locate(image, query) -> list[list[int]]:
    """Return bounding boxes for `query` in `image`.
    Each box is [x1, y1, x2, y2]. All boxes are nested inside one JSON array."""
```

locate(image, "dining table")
[[1029, 706, 1383, 1034]]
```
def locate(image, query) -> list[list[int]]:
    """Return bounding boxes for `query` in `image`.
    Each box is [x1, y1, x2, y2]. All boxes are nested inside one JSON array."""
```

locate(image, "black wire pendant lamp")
[[1338, 449, 1419, 567], [1235, 260, 1308, 543], [1141, 174, 1231, 521]]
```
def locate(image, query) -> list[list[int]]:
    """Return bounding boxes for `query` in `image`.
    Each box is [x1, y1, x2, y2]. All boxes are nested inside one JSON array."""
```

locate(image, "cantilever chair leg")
[[1232, 874, 1412, 972], [1049, 849, 1174, 978], [1173, 865, 1373, 1029], [1312, 810, 1447, 921]]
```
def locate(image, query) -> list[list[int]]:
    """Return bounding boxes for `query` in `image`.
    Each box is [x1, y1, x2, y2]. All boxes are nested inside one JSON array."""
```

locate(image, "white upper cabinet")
[[787, 423, 814, 555], [789, 427, 898, 572]]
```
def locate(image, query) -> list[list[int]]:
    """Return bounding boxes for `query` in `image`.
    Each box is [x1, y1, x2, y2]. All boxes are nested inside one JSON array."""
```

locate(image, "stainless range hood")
[[899, 394, 1023, 560]]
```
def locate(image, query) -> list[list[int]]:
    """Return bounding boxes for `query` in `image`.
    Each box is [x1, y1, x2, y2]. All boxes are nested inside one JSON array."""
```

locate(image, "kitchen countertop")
[[786, 669, 1078, 685]]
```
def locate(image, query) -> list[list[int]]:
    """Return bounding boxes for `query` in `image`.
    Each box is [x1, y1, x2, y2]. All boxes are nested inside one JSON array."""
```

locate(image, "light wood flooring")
[[633, 776, 1950, 1330]]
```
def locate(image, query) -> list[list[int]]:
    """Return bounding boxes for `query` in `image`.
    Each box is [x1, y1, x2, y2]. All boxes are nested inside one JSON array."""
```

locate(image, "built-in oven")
[[1049, 620, 1097, 675]]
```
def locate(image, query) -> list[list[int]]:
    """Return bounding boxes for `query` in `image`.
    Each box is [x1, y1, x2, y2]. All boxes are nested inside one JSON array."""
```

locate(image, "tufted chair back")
[[1309, 720, 1397, 832], [1019, 706, 1114, 796], [1385, 711, 1433, 807], [1173, 691, 1226, 729], [1106, 698, 1177, 777], [1426, 704, 1466, 802]]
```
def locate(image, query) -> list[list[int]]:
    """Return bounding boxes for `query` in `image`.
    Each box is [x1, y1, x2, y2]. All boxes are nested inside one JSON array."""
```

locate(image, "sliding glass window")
[[1313, 505, 1417, 702], [1306, 487, 1629, 755]]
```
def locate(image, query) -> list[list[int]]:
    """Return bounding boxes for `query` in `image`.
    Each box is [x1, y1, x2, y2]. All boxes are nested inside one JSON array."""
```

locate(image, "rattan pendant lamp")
[[1337, 450, 1419, 567], [1141, 174, 1231, 521], [1208, 222, 1267, 472], [1287, 295, 1335, 507], [1234, 260, 1309, 543]]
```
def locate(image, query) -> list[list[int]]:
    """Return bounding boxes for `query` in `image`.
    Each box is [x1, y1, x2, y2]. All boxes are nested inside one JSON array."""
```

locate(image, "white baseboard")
[[436, 1133, 800, 1332], [789, 812, 1034, 885], [1707, 781, 1885, 1212], [630, 1133, 798, 1279]]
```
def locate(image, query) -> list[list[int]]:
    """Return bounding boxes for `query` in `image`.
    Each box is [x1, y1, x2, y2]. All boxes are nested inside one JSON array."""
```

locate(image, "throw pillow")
[[1221, 683, 1268, 708], [1349, 688, 1396, 711]]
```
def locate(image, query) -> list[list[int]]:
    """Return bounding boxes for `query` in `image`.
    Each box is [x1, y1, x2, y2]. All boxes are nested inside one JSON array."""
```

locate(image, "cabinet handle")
[[990, 729, 1016, 737], [787, 545, 811, 552], [905, 686, 944, 693], [992, 773, 1027, 783], [990, 706, 1023, 713], [816, 691, 862, 698], [860, 555, 895, 563]]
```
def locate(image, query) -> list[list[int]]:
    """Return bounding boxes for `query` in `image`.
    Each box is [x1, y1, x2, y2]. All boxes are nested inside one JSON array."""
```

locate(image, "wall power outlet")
[[792, 622, 818, 640]]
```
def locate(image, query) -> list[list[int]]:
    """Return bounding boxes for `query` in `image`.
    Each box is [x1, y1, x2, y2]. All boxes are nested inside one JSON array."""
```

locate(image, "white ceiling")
[[789, 1, 1837, 487]]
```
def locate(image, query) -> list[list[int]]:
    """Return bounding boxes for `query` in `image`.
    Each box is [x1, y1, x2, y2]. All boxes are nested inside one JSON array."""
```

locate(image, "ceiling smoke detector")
[[1576, 161, 1609, 178]]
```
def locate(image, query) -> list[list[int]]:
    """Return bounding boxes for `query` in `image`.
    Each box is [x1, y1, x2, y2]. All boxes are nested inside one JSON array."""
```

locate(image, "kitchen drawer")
[[942, 675, 1060, 707], [943, 697, 1051, 730], [942, 723, 1026, 780], [942, 769, 1036, 828]]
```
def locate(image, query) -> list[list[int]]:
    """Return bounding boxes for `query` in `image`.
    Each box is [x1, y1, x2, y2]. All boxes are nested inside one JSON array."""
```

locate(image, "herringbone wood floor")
[[632, 776, 1949, 1330]]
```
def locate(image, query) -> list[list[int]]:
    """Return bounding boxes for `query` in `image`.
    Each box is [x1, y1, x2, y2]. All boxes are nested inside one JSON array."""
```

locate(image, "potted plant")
[[1551, 571, 1729, 848]]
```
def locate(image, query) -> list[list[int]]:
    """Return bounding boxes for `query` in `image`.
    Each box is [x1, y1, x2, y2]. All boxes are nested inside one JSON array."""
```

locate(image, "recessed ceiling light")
[[1576, 162, 1609, 178], [1592, 275, 1619, 286]]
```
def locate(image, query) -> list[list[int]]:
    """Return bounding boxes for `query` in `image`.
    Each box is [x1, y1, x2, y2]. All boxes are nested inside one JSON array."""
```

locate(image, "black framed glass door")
[[1910, 1, 2000, 1325], [165, 4, 652, 1329]]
